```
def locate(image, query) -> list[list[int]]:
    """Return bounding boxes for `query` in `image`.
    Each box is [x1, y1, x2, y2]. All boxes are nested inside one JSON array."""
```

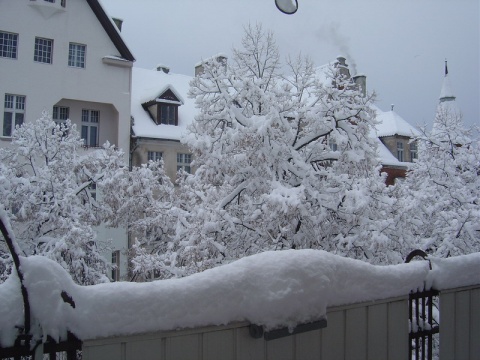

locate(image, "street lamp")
[[275, 0, 298, 14]]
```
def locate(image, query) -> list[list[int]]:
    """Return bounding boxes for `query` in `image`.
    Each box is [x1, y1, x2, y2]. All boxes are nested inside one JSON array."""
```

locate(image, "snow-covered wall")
[[0, 250, 478, 348]]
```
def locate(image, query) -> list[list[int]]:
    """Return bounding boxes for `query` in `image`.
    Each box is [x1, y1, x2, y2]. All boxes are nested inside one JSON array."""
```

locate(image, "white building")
[[0, 0, 135, 280]]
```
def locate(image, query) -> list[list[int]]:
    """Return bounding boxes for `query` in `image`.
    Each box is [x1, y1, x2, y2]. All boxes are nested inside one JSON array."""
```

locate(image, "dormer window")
[[159, 104, 177, 125], [29, 0, 66, 20], [30, 0, 66, 6], [142, 87, 183, 127]]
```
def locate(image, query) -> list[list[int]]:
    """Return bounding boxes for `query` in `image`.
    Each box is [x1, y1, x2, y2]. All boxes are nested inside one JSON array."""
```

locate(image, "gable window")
[[34, 37, 53, 64], [158, 104, 177, 125], [81, 109, 99, 147], [68, 43, 86, 68], [410, 142, 417, 161], [3, 94, 25, 137], [30, 0, 66, 7], [397, 141, 404, 162], [177, 153, 192, 173], [0, 31, 18, 59], [147, 151, 162, 162]]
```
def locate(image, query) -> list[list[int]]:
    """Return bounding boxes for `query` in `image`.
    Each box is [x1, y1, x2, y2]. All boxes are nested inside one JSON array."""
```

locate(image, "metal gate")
[[406, 250, 440, 360]]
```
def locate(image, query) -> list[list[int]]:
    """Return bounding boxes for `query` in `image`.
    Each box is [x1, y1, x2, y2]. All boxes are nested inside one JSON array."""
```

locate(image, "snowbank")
[[0, 250, 478, 347]]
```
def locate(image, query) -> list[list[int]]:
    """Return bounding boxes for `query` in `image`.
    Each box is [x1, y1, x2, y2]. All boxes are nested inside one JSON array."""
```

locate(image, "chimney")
[[155, 64, 170, 74], [112, 18, 123, 32], [352, 74, 367, 97], [335, 56, 351, 80], [195, 54, 228, 76]]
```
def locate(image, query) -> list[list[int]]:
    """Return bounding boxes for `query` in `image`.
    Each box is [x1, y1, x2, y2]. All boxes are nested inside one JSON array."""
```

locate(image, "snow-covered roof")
[[374, 106, 420, 138], [131, 67, 196, 141], [375, 138, 404, 166]]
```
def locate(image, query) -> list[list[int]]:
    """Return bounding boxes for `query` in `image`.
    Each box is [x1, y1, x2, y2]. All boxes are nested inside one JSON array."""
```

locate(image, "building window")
[[44, 0, 55, 3], [61, 0, 66, 7], [410, 142, 417, 161], [52, 106, 69, 125], [111, 250, 120, 282], [177, 153, 192, 173], [147, 151, 162, 162], [68, 43, 86, 68], [34, 37, 53, 64], [158, 104, 177, 125], [3, 94, 25, 137], [397, 141, 404, 162], [81, 109, 99, 147], [328, 138, 337, 151], [0, 31, 18, 59]]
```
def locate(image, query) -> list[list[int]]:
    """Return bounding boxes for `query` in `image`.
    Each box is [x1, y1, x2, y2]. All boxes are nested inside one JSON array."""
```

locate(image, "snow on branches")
[[0, 112, 177, 284], [400, 106, 480, 257], [172, 25, 397, 275]]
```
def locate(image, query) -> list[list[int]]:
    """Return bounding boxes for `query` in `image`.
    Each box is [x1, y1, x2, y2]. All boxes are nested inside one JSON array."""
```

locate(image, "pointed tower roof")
[[433, 61, 466, 142], [439, 60, 456, 102]]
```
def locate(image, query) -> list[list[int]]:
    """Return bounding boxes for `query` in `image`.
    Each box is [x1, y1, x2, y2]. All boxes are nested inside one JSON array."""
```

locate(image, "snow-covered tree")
[[99, 160, 180, 280], [0, 112, 114, 284], [0, 111, 180, 283], [169, 25, 397, 276], [399, 106, 480, 257]]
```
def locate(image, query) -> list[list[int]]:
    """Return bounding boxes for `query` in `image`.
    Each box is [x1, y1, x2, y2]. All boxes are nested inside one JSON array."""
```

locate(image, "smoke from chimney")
[[316, 23, 357, 75]]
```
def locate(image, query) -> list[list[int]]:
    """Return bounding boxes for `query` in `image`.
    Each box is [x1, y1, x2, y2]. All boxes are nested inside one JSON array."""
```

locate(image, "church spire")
[[433, 60, 465, 142], [439, 59, 456, 103]]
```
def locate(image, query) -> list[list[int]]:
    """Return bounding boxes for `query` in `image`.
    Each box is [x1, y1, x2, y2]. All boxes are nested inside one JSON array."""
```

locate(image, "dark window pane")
[[3, 112, 12, 136], [15, 113, 24, 127], [89, 126, 97, 147], [81, 125, 88, 145]]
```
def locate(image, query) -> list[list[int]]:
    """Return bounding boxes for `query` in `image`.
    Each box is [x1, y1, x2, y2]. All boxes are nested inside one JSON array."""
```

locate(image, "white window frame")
[[34, 37, 53, 64], [3, 94, 25, 137], [177, 153, 192, 173], [397, 141, 404, 162], [0, 31, 18, 59], [81, 109, 99, 147], [410, 142, 417, 161], [68, 43, 86, 68], [147, 151, 162, 162]]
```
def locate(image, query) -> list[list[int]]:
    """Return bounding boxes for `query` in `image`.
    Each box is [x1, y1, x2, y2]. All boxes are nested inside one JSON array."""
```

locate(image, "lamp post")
[[275, 0, 298, 14]]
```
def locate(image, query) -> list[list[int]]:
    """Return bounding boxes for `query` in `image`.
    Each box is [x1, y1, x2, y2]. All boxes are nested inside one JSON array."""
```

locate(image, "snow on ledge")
[[0, 250, 478, 347]]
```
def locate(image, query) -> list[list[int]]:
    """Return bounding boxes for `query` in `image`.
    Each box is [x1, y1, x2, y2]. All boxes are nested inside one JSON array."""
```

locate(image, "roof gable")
[[86, 0, 135, 62], [157, 87, 185, 105]]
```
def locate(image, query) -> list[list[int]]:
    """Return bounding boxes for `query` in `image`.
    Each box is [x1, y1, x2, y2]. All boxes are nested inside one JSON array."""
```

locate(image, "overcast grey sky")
[[100, 0, 479, 130]]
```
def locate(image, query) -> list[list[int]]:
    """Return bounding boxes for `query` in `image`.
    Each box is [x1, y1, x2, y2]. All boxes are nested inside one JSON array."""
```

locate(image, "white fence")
[[439, 285, 480, 359], [81, 285, 479, 360]]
